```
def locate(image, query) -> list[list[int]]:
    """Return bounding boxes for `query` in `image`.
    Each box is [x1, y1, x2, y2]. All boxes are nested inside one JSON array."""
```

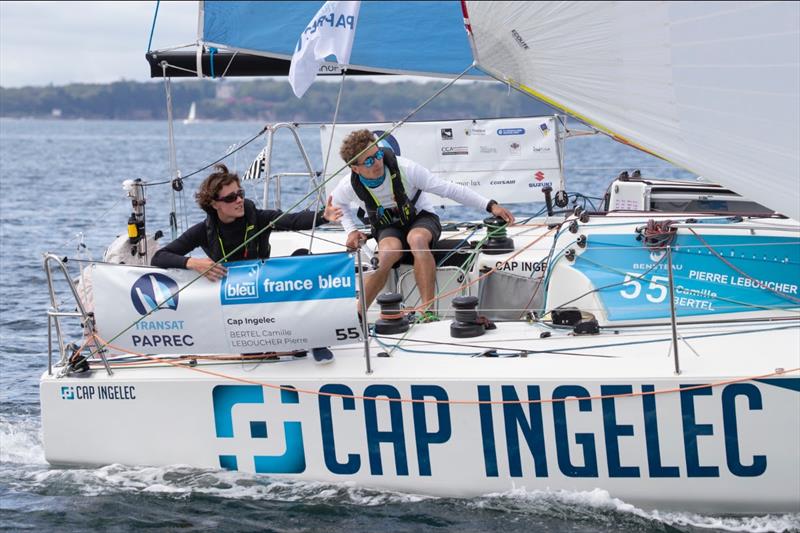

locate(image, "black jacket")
[[151, 199, 325, 269]]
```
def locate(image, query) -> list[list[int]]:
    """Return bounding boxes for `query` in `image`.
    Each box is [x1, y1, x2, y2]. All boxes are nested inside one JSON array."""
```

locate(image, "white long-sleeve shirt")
[[330, 156, 490, 234]]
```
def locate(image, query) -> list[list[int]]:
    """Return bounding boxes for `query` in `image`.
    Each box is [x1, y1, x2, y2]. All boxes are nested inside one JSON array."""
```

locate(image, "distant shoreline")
[[0, 79, 555, 122]]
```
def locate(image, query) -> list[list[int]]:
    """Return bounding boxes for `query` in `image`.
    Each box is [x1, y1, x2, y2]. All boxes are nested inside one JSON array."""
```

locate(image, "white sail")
[[465, 1, 800, 220], [183, 102, 197, 124]]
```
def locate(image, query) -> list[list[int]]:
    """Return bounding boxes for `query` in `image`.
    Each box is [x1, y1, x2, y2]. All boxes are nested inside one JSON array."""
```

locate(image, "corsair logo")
[[130, 273, 179, 315]]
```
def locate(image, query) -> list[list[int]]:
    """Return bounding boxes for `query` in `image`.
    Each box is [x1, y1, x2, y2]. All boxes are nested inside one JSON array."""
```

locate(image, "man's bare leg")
[[362, 236, 404, 308], [407, 228, 436, 311]]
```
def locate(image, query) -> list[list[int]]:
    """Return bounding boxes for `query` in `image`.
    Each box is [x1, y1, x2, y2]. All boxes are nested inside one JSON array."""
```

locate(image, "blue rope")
[[147, 1, 160, 53], [209, 47, 218, 78]]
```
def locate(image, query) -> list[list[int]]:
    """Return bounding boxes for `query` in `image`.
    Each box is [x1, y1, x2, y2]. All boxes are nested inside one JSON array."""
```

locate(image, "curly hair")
[[195, 164, 240, 212], [339, 129, 377, 165]]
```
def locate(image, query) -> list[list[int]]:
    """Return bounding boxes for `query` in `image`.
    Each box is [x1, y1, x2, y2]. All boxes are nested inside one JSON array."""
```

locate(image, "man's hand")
[[346, 230, 368, 251], [491, 203, 515, 225], [187, 257, 227, 282], [323, 195, 343, 223]]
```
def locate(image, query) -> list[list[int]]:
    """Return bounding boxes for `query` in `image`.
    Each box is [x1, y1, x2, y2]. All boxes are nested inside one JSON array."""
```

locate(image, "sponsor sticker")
[[441, 146, 468, 156]]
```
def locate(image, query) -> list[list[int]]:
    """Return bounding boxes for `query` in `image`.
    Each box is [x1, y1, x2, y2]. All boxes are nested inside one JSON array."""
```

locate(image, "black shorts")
[[375, 210, 442, 248]]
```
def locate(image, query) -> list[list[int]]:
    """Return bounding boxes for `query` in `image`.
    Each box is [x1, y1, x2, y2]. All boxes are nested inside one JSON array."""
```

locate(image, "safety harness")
[[350, 148, 422, 232], [204, 199, 270, 261]]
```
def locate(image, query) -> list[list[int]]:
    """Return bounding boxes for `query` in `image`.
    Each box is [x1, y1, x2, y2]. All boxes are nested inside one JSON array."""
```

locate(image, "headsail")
[[464, 1, 800, 220]]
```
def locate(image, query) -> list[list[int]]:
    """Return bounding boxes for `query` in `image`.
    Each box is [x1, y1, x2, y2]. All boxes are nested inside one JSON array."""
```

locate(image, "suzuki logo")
[[534, 171, 546, 182]]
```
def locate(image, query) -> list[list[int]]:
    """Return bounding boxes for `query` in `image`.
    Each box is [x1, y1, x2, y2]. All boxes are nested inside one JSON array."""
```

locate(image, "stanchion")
[[356, 247, 372, 374], [667, 245, 681, 375]]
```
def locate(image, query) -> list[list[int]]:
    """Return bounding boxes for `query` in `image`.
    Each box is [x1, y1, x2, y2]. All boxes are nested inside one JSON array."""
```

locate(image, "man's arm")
[[404, 158, 515, 224], [150, 222, 227, 281], [330, 180, 362, 235], [269, 196, 343, 231], [150, 223, 206, 269], [330, 179, 369, 250]]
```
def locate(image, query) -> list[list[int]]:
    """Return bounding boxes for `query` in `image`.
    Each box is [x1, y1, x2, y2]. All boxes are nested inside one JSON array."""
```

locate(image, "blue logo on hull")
[[212, 385, 305, 473]]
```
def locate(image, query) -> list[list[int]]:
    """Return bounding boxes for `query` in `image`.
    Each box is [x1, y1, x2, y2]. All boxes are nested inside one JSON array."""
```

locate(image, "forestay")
[[464, 1, 800, 220]]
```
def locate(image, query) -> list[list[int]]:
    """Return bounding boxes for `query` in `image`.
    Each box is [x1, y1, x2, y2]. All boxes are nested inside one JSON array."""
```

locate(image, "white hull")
[[40, 320, 800, 513]]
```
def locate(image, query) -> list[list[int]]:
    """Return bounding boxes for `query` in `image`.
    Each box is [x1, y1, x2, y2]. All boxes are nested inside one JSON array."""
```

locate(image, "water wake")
[[2, 416, 797, 532]]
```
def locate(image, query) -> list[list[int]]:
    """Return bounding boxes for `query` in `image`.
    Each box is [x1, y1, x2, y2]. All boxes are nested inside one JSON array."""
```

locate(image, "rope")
[[309, 69, 349, 253], [146, 1, 160, 53], [689, 228, 800, 304], [145, 126, 269, 186], [88, 333, 799, 406]]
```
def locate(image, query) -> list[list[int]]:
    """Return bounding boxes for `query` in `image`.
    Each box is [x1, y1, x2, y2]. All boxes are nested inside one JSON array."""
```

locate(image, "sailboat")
[[183, 102, 198, 124], [41, 1, 799, 513]]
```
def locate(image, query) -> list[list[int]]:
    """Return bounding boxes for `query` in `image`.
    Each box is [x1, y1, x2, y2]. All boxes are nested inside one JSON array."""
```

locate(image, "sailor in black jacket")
[[151, 164, 342, 364], [151, 164, 342, 281]]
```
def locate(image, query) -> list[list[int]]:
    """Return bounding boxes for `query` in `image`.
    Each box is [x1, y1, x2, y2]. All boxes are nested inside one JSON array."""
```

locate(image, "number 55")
[[335, 327, 360, 340]]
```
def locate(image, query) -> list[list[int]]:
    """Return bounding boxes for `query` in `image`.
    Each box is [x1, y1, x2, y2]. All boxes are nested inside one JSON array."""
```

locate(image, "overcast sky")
[[0, 1, 436, 89], [1, 1, 201, 87]]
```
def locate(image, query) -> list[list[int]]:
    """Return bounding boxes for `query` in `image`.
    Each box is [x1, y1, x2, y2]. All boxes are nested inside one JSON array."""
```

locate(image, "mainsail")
[[200, 1, 481, 78], [464, 1, 800, 220]]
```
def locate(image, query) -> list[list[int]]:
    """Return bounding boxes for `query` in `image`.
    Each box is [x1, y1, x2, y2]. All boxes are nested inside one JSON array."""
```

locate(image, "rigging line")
[[372, 322, 800, 359], [373, 335, 615, 359], [218, 50, 238, 79], [53, 194, 128, 250], [311, 69, 349, 253], [147, 1, 160, 53], [582, 240, 800, 252], [144, 126, 268, 186], [552, 247, 668, 311], [412, 227, 557, 313], [385, 229, 556, 357], [86, 334, 800, 406], [689, 227, 800, 304], [154, 61, 199, 76], [575, 253, 800, 314], [401, 229, 493, 315]]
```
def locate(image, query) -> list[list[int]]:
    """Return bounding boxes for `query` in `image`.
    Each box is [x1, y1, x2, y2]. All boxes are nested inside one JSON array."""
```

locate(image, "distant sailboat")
[[183, 102, 198, 124]]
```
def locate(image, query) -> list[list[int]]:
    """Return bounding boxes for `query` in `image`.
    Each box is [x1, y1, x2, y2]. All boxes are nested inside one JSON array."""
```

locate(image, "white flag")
[[288, 1, 360, 98]]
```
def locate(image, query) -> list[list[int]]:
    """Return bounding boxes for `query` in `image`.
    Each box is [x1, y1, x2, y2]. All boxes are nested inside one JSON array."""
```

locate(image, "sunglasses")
[[360, 149, 384, 168], [216, 188, 245, 203]]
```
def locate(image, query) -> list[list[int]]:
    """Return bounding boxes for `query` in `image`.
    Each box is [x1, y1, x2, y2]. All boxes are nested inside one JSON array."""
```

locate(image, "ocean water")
[[1, 118, 797, 532]]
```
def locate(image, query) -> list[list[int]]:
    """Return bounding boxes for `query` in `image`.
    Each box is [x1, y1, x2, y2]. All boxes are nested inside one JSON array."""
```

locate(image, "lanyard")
[[218, 224, 254, 261]]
